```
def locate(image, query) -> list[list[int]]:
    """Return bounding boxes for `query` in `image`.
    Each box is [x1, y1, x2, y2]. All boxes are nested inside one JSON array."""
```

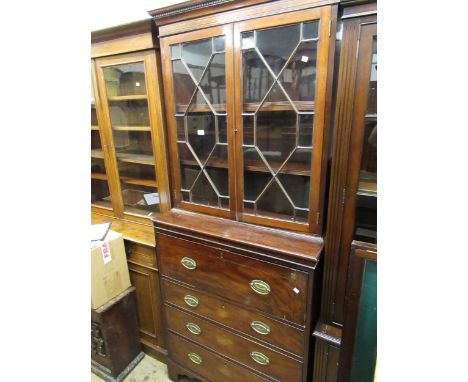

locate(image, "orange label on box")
[[101, 241, 112, 264]]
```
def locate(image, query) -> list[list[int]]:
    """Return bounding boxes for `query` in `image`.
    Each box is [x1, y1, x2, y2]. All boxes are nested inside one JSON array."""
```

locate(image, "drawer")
[[125, 241, 156, 269], [158, 234, 308, 325], [167, 332, 269, 382], [162, 279, 304, 356], [165, 305, 303, 382]]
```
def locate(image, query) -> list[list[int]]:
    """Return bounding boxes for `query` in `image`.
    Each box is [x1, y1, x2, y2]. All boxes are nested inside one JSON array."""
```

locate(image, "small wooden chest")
[[91, 286, 144, 382]]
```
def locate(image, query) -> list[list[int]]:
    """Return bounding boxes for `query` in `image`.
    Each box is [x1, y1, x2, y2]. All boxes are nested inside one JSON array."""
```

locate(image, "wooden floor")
[[91, 355, 196, 382]]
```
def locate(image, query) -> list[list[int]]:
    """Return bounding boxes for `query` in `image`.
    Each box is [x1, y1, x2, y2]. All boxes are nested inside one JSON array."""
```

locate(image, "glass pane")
[[182, 38, 212, 82], [279, 147, 312, 177], [187, 112, 216, 164], [278, 173, 310, 209], [217, 115, 227, 144], [178, 143, 199, 190], [213, 36, 225, 52], [91, 106, 98, 127], [298, 114, 314, 147], [109, 100, 150, 127], [91, 81, 112, 210], [114, 131, 154, 158], [119, 183, 160, 216], [302, 21, 319, 40], [295, 208, 308, 223], [91, 130, 102, 151], [241, 21, 317, 225], [118, 163, 156, 185], [191, 171, 218, 206], [256, 24, 300, 75], [256, 179, 294, 220], [91, 158, 107, 175], [172, 35, 229, 210], [242, 32, 254, 49], [104, 63, 146, 97], [171, 44, 181, 59], [279, 41, 318, 106], [172, 60, 197, 114], [242, 49, 275, 106], [350, 260, 377, 382], [206, 145, 229, 197], [256, 107, 297, 172], [243, 147, 271, 201], [200, 53, 226, 111], [354, 37, 377, 243], [92, 179, 111, 208], [176, 115, 186, 142], [243, 114, 255, 145]]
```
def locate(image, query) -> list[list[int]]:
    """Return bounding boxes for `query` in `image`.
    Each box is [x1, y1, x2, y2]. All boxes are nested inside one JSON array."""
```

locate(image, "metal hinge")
[[316, 212, 320, 224], [328, 17, 332, 37], [342, 187, 347, 205]]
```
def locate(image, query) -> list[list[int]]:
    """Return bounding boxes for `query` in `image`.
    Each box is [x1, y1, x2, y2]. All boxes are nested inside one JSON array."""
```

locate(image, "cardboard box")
[[91, 230, 131, 310]]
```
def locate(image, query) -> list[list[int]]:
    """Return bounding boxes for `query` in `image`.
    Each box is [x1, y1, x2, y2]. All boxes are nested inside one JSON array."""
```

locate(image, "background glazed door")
[[234, 6, 334, 233], [95, 50, 171, 221], [91, 64, 113, 211]]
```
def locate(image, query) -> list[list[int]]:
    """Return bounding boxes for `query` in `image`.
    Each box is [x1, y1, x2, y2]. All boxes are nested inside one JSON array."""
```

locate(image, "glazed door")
[[335, 21, 378, 324], [353, 29, 377, 244], [91, 61, 114, 212], [160, 25, 236, 219], [234, 6, 334, 233], [95, 51, 171, 221]]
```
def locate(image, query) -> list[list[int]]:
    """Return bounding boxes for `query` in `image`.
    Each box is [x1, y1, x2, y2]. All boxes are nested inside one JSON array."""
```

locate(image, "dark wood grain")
[[125, 241, 158, 269], [165, 305, 303, 381], [155, 0, 338, 37], [162, 278, 305, 356], [312, 338, 340, 382], [167, 332, 271, 382], [155, 208, 321, 381], [319, 11, 377, 326], [158, 232, 308, 325], [91, 287, 142, 378], [149, 0, 273, 26], [313, 6, 377, 381], [154, 209, 323, 265], [312, 322, 342, 347], [128, 261, 166, 362], [92, 19, 157, 45]]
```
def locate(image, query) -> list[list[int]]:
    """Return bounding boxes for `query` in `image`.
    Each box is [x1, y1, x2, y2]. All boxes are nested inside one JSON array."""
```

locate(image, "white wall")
[[90, 0, 186, 31]]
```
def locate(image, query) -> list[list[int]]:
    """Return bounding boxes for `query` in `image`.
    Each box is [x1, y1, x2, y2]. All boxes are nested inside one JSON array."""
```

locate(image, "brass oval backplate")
[[181, 257, 197, 270], [250, 320, 271, 335], [250, 351, 270, 366], [186, 322, 202, 335], [249, 280, 271, 295], [184, 295, 199, 308], [188, 352, 202, 365]]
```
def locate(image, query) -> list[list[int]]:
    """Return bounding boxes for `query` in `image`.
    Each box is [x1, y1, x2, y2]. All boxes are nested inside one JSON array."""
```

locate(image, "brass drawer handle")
[[184, 295, 199, 308], [186, 322, 202, 335], [250, 351, 269, 366], [181, 257, 197, 270], [188, 352, 202, 365], [250, 280, 271, 295], [250, 321, 270, 335]]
